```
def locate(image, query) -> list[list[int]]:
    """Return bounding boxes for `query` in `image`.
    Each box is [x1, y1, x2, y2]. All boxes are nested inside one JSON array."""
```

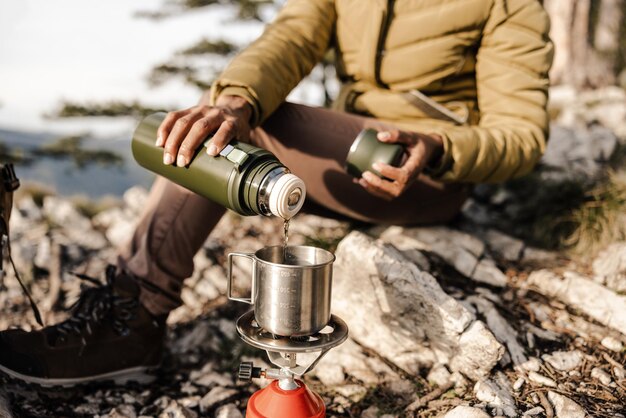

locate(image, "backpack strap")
[[0, 164, 43, 326]]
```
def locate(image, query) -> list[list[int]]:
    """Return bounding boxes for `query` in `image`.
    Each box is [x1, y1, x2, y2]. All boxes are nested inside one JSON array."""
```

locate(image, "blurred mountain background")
[[1, 0, 626, 254]]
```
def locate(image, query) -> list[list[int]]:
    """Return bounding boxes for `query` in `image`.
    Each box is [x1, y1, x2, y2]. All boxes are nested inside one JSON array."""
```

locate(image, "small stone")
[[33, 236, 51, 269], [473, 373, 517, 417], [106, 405, 137, 418], [471, 258, 508, 287], [123, 186, 149, 215], [614, 366, 625, 380], [542, 350, 583, 371], [528, 372, 557, 388], [314, 363, 345, 386], [520, 357, 541, 372], [522, 247, 556, 263], [179, 396, 201, 409], [427, 364, 452, 387], [547, 391, 585, 418], [483, 229, 524, 261], [75, 404, 100, 415], [386, 379, 414, 398], [159, 400, 198, 418], [443, 405, 490, 418], [513, 377, 525, 391], [450, 320, 504, 381], [215, 404, 243, 418], [180, 381, 198, 395], [361, 406, 380, 418], [601, 336, 624, 352], [199, 387, 238, 413], [591, 367, 612, 385], [334, 384, 367, 402], [523, 406, 544, 416]]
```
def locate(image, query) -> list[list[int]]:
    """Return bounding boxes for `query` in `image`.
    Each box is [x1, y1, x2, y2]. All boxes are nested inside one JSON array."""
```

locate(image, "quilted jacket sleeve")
[[432, 0, 553, 183], [209, 0, 336, 127]]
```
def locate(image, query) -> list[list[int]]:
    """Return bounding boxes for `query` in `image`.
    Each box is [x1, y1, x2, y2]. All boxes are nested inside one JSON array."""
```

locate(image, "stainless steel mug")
[[227, 245, 335, 337]]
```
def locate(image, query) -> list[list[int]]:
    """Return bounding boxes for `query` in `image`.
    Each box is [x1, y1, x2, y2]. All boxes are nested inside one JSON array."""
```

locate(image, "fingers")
[[377, 129, 416, 146], [209, 119, 237, 156], [177, 116, 222, 166], [359, 132, 428, 199], [157, 109, 191, 147], [157, 102, 253, 166], [163, 111, 205, 165], [372, 162, 410, 184], [359, 171, 399, 200]]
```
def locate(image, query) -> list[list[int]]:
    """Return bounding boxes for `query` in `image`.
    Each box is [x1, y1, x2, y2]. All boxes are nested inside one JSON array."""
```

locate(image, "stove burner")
[[236, 311, 348, 353]]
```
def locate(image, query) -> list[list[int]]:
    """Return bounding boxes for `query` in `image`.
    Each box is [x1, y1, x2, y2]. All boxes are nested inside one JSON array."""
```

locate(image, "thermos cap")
[[269, 173, 306, 219]]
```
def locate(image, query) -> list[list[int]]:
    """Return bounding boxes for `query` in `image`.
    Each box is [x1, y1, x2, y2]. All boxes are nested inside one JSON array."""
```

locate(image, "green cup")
[[345, 129, 404, 178]]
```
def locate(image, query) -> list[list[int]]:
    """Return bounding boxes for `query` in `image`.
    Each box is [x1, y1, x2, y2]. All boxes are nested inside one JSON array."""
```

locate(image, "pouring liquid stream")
[[282, 219, 290, 264]]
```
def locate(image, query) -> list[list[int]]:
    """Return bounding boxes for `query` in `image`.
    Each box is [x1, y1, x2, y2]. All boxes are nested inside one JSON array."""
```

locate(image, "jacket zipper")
[[374, 0, 395, 87]]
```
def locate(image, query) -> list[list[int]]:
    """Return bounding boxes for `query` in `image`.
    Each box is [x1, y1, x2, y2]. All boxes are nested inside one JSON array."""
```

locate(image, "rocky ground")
[[1, 86, 626, 418]]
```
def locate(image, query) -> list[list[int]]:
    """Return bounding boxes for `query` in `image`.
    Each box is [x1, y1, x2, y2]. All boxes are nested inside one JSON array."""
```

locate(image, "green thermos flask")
[[132, 112, 306, 219]]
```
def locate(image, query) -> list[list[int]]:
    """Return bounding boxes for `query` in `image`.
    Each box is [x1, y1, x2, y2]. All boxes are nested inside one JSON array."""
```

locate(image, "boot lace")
[[55, 265, 139, 340]]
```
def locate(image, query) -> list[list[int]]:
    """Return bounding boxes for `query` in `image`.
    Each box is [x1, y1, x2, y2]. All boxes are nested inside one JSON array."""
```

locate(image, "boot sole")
[[0, 363, 158, 388]]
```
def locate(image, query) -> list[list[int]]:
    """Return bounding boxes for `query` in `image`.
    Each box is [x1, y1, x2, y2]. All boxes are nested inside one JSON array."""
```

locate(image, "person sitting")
[[0, 0, 552, 386]]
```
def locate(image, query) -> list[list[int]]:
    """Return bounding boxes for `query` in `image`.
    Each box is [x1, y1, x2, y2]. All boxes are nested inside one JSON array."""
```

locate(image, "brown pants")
[[120, 103, 468, 315]]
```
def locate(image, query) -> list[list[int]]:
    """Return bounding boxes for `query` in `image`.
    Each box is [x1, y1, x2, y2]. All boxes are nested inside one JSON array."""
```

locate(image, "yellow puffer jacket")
[[210, 0, 553, 183]]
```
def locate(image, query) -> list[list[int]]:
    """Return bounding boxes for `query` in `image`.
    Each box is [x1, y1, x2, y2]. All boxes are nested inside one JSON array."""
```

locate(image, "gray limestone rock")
[[199, 387, 238, 413], [333, 231, 503, 378], [542, 350, 583, 372], [104, 405, 137, 418], [482, 229, 525, 261], [377, 225, 484, 276], [473, 372, 518, 417], [600, 336, 624, 352], [449, 320, 504, 381], [158, 400, 198, 418], [123, 186, 149, 216], [443, 405, 490, 418], [547, 391, 586, 418], [590, 367, 612, 386], [528, 372, 557, 388], [215, 404, 243, 418], [466, 296, 527, 367], [471, 258, 508, 287], [313, 338, 401, 386], [528, 270, 626, 335]]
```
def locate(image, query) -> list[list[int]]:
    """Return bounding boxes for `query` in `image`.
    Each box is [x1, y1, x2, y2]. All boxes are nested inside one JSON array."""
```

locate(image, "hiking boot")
[[0, 265, 167, 387]]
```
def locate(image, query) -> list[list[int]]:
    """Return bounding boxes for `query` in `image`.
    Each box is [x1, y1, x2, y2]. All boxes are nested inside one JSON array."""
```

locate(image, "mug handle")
[[227, 252, 255, 304]]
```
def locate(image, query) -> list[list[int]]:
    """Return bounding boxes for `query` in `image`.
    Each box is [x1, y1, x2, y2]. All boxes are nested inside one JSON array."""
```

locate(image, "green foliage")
[[180, 0, 273, 21], [180, 39, 238, 56], [565, 170, 626, 256], [34, 136, 124, 169], [136, 0, 276, 22], [49, 101, 164, 119], [148, 39, 237, 89]]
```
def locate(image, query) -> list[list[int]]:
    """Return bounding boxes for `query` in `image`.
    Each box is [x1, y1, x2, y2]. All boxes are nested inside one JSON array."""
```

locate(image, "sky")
[[0, 0, 323, 138]]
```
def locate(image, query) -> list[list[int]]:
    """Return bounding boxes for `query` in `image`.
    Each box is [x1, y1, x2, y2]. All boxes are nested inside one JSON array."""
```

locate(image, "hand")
[[357, 130, 443, 200], [156, 95, 253, 167]]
